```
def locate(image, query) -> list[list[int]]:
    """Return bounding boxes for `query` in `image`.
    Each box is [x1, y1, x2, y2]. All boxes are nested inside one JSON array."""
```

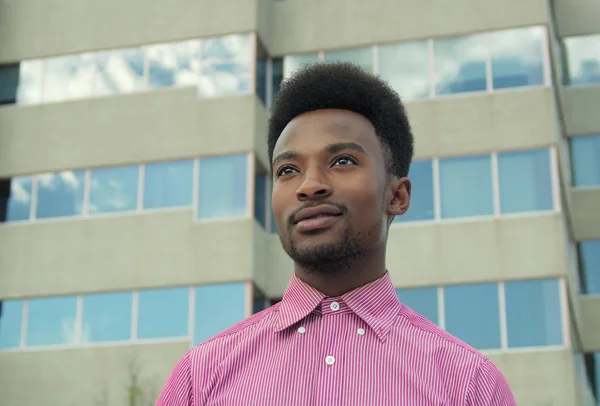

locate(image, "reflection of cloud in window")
[[43, 53, 96, 102], [37, 171, 81, 190], [565, 34, 600, 84], [10, 178, 31, 203], [17, 60, 44, 104], [379, 41, 430, 101], [147, 40, 201, 89], [61, 318, 78, 345], [95, 48, 146, 95]]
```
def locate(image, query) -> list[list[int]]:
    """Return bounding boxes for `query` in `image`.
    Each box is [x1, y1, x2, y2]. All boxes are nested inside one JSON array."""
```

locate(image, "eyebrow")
[[272, 142, 368, 168]]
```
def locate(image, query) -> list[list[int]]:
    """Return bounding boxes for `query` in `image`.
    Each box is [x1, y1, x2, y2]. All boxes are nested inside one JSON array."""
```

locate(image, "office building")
[[0, 0, 599, 404]]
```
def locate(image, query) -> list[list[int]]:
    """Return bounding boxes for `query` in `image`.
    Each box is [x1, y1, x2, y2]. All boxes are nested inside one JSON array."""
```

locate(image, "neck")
[[293, 247, 387, 297]]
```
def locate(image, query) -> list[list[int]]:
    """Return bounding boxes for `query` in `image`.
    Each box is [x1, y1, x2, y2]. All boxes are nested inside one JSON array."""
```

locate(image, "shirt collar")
[[274, 271, 402, 342]]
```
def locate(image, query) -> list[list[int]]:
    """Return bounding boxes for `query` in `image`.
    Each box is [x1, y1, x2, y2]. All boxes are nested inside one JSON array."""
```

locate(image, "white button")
[[357, 328, 365, 336], [330, 302, 340, 311], [325, 355, 335, 366], [298, 326, 306, 334]]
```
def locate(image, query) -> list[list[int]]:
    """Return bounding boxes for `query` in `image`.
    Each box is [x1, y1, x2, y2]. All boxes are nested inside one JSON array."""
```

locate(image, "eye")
[[276, 166, 297, 177], [332, 155, 357, 167]]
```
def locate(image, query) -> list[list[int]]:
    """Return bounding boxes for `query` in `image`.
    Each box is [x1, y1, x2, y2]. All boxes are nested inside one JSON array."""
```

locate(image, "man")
[[156, 62, 516, 405]]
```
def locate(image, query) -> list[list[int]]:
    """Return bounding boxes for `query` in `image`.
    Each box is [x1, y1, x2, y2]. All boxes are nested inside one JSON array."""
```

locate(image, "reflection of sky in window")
[[488, 26, 545, 89], [6, 176, 32, 222], [271, 58, 284, 102], [16, 60, 44, 104], [95, 47, 146, 96], [36, 170, 85, 219], [146, 40, 200, 89], [254, 174, 268, 228], [324, 47, 373, 73], [580, 240, 600, 295], [396, 287, 438, 325], [570, 134, 600, 187], [137, 287, 189, 339], [0, 64, 19, 104], [434, 34, 488, 95], [564, 34, 600, 86], [194, 283, 246, 345], [198, 34, 252, 97], [43, 53, 96, 102], [198, 155, 248, 219], [143, 160, 193, 209], [0, 299, 22, 349], [505, 279, 563, 348], [26, 296, 77, 346], [379, 41, 430, 101], [82, 292, 132, 343], [444, 283, 501, 350], [394, 160, 434, 222], [90, 165, 139, 214], [283, 53, 319, 78], [439, 155, 493, 219], [497, 149, 553, 214]]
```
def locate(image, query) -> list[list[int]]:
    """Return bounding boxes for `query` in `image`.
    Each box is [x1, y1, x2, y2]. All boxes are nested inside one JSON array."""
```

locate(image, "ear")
[[387, 177, 411, 217]]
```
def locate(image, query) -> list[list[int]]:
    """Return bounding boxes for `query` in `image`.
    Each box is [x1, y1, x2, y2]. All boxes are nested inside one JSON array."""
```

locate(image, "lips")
[[293, 205, 343, 225]]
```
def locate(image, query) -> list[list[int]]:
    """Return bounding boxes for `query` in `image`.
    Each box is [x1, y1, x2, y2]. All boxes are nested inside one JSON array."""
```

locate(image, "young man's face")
[[271, 109, 409, 269]]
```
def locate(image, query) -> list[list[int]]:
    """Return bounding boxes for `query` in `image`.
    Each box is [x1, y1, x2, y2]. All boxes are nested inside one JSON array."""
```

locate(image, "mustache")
[[288, 201, 348, 227]]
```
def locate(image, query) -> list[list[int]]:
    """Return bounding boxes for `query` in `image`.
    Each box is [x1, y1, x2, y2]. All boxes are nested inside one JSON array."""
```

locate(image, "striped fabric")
[[156, 272, 516, 405]]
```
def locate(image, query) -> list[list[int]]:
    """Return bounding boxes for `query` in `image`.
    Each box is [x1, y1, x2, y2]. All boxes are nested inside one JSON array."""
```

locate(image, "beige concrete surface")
[[562, 86, 600, 137], [580, 296, 600, 352], [570, 188, 600, 241], [553, 0, 600, 38]]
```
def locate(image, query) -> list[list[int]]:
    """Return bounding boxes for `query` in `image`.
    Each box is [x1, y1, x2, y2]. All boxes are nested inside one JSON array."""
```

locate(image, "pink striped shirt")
[[156, 272, 516, 405]]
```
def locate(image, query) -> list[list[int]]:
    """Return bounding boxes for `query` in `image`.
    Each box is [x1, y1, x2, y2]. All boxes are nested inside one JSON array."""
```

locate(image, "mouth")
[[293, 205, 343, 232]]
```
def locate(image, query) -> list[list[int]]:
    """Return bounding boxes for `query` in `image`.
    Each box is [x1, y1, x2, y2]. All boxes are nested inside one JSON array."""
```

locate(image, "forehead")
[[273, 109, 382, 157]]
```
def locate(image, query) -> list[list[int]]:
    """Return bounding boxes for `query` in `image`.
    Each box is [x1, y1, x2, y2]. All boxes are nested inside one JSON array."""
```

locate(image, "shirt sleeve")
[[155, 351, 194, 406], [465, 358, 517, 406]]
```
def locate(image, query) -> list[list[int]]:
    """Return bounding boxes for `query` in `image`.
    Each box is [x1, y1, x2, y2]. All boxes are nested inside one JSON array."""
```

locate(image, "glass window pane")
[[0, 300, 22, 349], [95, 48, 146, 96], [137, 287, 189, 339], [434, 34, 487, 95], [324, 47, 373, 72], [0, 64, 19, 105], [444, 283, 501, 350], [498, 149, 553, 214], [82, 292, 132, 343], [26, 296, 77, 346], [6, 177, 32, 222], [143, 160, 193, 210], [505, 279, 563, 348], [439, 155, 493, 219], [198, 155, 248, 220], [255, 41, 268, 106], [489, 27, 545, 90], [42, 53, 96, 102], [379, 41, 430, 101], [146, 40, 200, 89], [198, 34, 252, 98], [16, 60, 44, 105], [36, 170, 86, 219], [564, 34, 600, 86], [283, 54, 319, 78], [571, 135, 600, 187], [395, 160, 434, 222], [254, 174, 267, 228], [580, 240, 600, 295], [271, 58, 284, 102], [396, 287, 438, 325], [194, 283, 247, 345], [90, 165, 139, 214]]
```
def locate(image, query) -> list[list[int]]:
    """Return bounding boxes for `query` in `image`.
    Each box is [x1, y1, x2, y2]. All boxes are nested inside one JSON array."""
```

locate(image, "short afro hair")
[[268, 61, 414, 178]]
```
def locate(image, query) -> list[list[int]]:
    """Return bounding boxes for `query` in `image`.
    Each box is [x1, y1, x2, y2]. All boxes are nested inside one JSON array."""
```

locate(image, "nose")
[[296, 172, 332, 201]]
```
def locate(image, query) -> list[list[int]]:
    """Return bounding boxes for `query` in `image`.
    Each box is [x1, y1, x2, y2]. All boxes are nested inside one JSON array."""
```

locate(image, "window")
[[143, 160, 193, 210], [36, 170, 86, 219], [26, 296, 77, 346], [444, 283, 501, 350], [571, 134, 600, 187], [497, 149, 553, 214], [396, 287, 438, 325], [255, 41, 268, 106], [378, 41, 430, 101], [271, 58, 284, 102], [324, 47, 373, 73], [563, 34, 600, 86], [194, 283, 247, 345], [16, 60, 44, 104], [0, 300, 23, 349], [439, 155, 493, 219], [394, 160, 434, 222], [434, 34, 487, 95], [42, 53, 96, 102], [5, 177, 32, 222], [146, 40, 200, 89], [505, 279, 563, 348], [283, 53, 319, 79], [0, 64, 19, 105], [137, 287, 189, 339], [82, 292, 132, 343], [254, 173, 268, 228], [580, 240, 600, 295], [488, 26, 545, 89], [198, 155, 248, 220], [95, 47, 146, 96], [198, 33, 252, 98], [90, 165, 139, 214]]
